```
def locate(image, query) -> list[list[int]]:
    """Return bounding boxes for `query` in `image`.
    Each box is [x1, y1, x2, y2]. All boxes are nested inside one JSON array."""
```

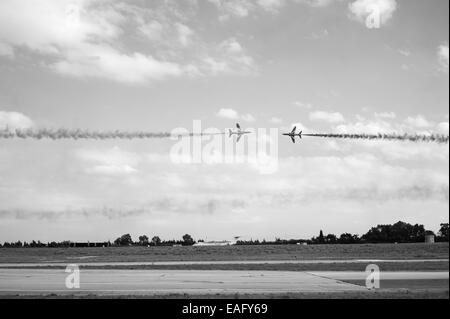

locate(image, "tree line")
[[0, 221, 448, 248], [237, 222, 449, 245]]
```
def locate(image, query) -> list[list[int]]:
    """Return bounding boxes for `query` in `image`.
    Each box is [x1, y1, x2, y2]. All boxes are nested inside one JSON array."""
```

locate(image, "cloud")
[[375, 112, 396, 119], [401, 64, 411, 71], [241, 114, 256, 122], [0, 0, 257, 84], [0, 0, 185, 84], [436, 122, 449, 135], [335, 120, 393, 134], [270, 117, 283, 124], [257, 0, 287, 13], [220, 38, 244, 54], [0, 111, 34, 130], [208, 0, 339, 20], [217, 108, 256, 122], [0, 0, 123, 53], [52, 47, 185, 84], [175, 23, 194, 47], [404, 115, 433, 129], [398, 49, 411, 57], [2, 149, 447, 221], [298, 0, 340, 7], [138, 21, 164, 41], [438, 44, 449, 72], [217, 108, 240, 120], [307, 29, 330, 40], [207, 0, 254, 19], [309, 110, 345, 123], [0, 42, 14, 58], [335, 114, 447, 136], [201, 38, 256, 76], [294, 101, 314, 109], [75, 146, 141, 176], [348, 0, 397, 26]]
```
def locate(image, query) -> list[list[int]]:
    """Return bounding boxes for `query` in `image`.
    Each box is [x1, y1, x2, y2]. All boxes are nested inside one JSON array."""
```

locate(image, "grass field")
[[1, 261, 447, 271], [0, 243, 448, 264], [2, 290, 449, 299]]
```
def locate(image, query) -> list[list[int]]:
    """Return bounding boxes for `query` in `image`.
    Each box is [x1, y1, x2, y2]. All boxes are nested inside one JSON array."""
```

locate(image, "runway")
[[0, 269, 447, 296]]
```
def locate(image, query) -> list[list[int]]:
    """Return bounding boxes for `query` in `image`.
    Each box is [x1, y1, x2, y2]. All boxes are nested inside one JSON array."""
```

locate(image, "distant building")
[[194, 240, 235, 247], [425, 234, 435, 244], [69, 242, 110, 248]]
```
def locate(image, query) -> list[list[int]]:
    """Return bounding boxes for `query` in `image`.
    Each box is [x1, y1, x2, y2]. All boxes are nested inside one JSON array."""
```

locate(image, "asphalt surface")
[[0, 269, 448, 296]]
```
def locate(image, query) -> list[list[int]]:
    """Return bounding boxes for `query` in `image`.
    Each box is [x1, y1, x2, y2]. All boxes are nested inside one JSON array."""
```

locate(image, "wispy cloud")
[[0, 111, 34, 130], [74, 146, 141, 176], [335, 114, 448, 135], [216, 108, 256, 122], [270, 117, 283, 124], [375, 112, 397, 119], [438, 44, 449, 72], [348, 0, 397, 26], [208, 0, 341, 20], [0, 0, 257, 84], [294, 101, 314, 109], [0, 42, 14, 58], [309, 110, 345, 123]]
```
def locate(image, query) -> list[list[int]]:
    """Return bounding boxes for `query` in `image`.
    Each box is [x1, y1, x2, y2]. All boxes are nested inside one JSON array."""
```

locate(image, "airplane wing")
[[291, 136, 296, 144], [237, 134, 243, 143], [236, 123, 241, 130], [291, 126, 297, 134]]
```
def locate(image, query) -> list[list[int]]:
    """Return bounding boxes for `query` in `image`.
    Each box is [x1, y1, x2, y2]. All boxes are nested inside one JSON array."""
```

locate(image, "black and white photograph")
[[0, 0, 449, 307]]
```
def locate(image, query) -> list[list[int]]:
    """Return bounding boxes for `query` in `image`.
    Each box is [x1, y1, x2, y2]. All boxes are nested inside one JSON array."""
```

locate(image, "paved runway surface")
[[0, 269, 365, 295], [0, 269, 447, 296], [310, 271, 449, 280]]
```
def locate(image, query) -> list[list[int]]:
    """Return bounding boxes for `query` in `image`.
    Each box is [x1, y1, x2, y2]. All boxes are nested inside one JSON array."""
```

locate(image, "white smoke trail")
[[303, 133, 449, 144], [0, 128, 224, 140], [2, 128, 448, 144]]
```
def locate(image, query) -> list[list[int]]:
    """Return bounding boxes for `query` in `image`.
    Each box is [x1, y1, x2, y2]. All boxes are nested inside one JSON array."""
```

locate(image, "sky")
[[0, 0, 448, 243]]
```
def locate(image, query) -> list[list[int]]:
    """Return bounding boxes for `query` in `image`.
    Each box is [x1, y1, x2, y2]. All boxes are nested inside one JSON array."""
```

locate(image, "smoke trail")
[[303, 133, 449, 144], [0, 128, 225, 140]]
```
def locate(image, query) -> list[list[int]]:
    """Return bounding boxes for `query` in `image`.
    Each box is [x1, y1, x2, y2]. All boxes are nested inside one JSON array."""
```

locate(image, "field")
[[0, 243, 448, 264], [0, 243, 448, 299]]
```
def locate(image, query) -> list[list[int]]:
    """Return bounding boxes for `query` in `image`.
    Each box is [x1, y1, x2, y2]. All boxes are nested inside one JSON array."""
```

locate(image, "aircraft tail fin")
[[229, 129, 233, 138]]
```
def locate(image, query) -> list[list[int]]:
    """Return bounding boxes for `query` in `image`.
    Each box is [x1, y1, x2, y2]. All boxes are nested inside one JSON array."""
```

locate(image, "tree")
[[362, 221, 426, 243], [151, 236, 162, 246], [138, 235, 149, 246], [339, 233, 360, 244], [182, 234, 195, 246], [114, 234, 133, 246], [325, 234, 337, 244], [318, 230, 325, 244], [438, 223, 449, 242]]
